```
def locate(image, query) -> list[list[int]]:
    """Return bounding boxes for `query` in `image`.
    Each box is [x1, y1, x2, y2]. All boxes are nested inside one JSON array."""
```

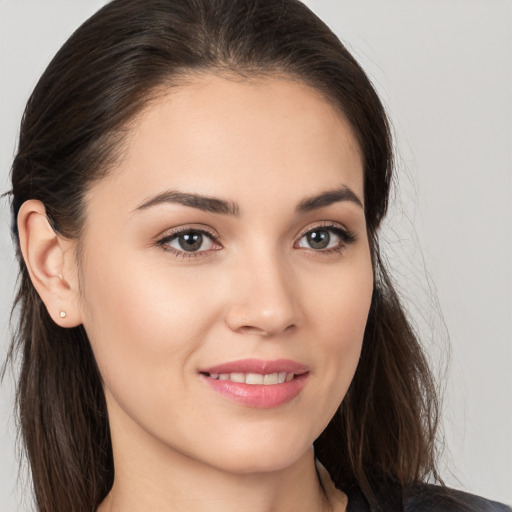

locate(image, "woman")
[[3, 0, 510, 511]]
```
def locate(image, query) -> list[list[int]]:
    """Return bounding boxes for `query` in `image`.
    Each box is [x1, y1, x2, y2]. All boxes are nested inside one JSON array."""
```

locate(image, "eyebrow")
[[133, 190, 241, 217], [296, 186, 363, 212], [133, 185, 363, 216]]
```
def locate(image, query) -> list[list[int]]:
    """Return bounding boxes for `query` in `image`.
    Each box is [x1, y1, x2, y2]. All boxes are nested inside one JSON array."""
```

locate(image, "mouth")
[[202, 371, 296, 385], [199, 359, 309, 408]]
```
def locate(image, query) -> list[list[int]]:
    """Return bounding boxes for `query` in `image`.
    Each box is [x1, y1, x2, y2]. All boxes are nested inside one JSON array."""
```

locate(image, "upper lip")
[[200, 358, 309, 375]]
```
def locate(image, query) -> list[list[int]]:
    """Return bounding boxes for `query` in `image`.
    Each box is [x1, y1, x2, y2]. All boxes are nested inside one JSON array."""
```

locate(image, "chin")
[[194, 427, 316, 476], [207, 452, 308, 476]]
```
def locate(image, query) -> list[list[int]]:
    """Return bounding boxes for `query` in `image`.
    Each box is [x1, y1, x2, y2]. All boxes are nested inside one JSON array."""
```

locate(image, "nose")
[[224, 251, 299, 337]]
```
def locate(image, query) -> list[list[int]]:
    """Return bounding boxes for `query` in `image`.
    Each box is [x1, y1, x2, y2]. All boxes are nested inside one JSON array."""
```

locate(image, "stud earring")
[[59, 311, 67, 319]]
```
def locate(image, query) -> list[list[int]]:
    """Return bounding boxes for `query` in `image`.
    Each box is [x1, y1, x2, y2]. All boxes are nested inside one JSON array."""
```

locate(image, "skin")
[[19, 74, 373, 511]]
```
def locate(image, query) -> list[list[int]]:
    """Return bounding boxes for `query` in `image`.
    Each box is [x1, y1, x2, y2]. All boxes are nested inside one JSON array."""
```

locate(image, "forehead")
[[86, 74, 364, 216]]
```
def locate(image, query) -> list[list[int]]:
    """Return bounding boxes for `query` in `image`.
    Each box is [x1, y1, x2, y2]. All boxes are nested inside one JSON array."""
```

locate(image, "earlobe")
[[17, 200, 82, 327]]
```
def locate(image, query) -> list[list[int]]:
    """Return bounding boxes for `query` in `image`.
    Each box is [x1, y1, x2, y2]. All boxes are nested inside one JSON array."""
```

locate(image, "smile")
[[207, 372, 295, 384], [200, 359, 309, 408]]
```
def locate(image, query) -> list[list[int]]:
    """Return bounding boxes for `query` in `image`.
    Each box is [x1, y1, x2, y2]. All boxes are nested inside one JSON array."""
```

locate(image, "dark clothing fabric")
[[345, 482, 511, 512], [406, 484, 511, 512]]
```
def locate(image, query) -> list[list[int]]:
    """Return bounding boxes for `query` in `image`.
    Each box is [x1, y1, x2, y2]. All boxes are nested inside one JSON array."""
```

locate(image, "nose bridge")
[[225, 243, 298, 336]]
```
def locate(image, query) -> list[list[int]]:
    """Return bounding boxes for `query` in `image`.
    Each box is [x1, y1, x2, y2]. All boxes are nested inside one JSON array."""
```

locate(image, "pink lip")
[[199, 358, 309, 409], [201, 358, 309, 375]]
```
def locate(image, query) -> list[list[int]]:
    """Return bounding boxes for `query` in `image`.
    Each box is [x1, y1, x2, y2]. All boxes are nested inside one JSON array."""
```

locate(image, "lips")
[[201, 358, 309, 375], [199, 358, 309, 408], [209, 372, 294, 385]]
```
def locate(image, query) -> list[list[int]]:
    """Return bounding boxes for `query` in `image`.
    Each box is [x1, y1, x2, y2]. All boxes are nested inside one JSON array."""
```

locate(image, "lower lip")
[[201, 373, 309, 408]]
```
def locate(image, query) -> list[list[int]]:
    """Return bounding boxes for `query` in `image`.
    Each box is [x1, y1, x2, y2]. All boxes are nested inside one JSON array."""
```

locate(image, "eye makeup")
[[155, 221, 357, 259], [156, 225, 222, 258], [294, 222, 357, 255]]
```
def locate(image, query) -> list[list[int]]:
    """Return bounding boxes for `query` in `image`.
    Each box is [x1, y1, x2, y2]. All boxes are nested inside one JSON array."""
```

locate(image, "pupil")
[[307, 230, 330, 249], [179, 232, 203, 251]]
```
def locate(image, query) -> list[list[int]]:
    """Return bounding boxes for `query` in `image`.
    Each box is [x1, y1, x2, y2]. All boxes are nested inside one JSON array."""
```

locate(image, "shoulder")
[[345, 480, 511, 512], [405, 483, 511, 512]]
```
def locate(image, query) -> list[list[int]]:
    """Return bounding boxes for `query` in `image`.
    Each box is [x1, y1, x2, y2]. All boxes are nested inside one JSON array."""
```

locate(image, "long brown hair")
[[5, 1, 440, 510]]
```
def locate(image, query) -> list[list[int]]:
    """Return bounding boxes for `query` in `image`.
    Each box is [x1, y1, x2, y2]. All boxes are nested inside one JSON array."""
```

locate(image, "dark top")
[[345, 482, 511, 512]]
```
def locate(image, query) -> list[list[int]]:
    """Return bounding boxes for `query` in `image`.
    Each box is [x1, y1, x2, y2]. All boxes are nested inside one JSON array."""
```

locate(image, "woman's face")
[[76, 74, 373, 474]]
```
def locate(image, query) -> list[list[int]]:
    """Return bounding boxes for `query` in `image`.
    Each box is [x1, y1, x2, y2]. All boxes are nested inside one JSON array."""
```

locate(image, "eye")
[[157, 228, 220, 257], [295, 224, 356, 252]]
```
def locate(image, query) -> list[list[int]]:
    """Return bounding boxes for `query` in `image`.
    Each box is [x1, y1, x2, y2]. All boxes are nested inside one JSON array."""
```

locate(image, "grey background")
[[1, 0, 511, 509]]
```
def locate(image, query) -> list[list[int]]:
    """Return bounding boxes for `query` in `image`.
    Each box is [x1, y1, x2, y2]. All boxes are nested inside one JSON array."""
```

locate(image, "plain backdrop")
[[1, 1, 511, 510]]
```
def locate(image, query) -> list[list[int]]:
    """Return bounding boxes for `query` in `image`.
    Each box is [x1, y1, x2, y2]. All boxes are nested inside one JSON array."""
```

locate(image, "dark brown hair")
[[6, 1, 440, 510]]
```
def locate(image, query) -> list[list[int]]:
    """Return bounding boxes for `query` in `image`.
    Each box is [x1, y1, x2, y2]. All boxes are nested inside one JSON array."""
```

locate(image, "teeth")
[[263, 373, 279, 385], [246, 373, 263, 385], [208, 372, 295, 385]]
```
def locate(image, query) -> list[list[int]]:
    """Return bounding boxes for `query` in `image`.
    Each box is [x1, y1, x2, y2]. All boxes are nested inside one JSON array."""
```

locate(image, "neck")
[[98, 410, 335, 512], [102, 450, 332, 512]]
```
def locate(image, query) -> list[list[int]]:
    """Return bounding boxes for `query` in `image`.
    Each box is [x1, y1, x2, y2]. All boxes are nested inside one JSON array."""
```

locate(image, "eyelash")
[[156, 226, 221, 259], [295, 223, 357, 255], [156, 223, 357, 259]]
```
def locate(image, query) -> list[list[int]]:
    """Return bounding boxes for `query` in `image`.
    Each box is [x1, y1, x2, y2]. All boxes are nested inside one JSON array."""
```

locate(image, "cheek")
[[308, 257, 373, 410], [313, 253, 373, 345], [79, 257, 217, 408]]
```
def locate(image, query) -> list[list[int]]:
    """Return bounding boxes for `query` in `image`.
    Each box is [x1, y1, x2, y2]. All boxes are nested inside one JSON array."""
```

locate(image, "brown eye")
[[159, 229, 217, 254], [305, 230, 331, 250], [177, 232, 204, 252], [296, 225, 357, 252]]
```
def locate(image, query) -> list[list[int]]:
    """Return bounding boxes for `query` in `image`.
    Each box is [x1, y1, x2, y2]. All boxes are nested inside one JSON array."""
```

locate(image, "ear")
[[17, 200, 82, 327]]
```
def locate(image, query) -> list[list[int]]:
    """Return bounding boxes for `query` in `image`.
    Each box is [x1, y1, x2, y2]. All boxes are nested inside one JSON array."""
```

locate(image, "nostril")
[[236, 323, 295, 336], [238, 326, 270, 336]]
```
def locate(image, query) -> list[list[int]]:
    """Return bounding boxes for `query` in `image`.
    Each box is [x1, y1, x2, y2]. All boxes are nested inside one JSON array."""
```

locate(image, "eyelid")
[[294, 221, 358, 251], [156, 224, 219, 241], [155, 221, 357, 259], [156, 224, 222, 258], [296, 220, 350, 239]]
